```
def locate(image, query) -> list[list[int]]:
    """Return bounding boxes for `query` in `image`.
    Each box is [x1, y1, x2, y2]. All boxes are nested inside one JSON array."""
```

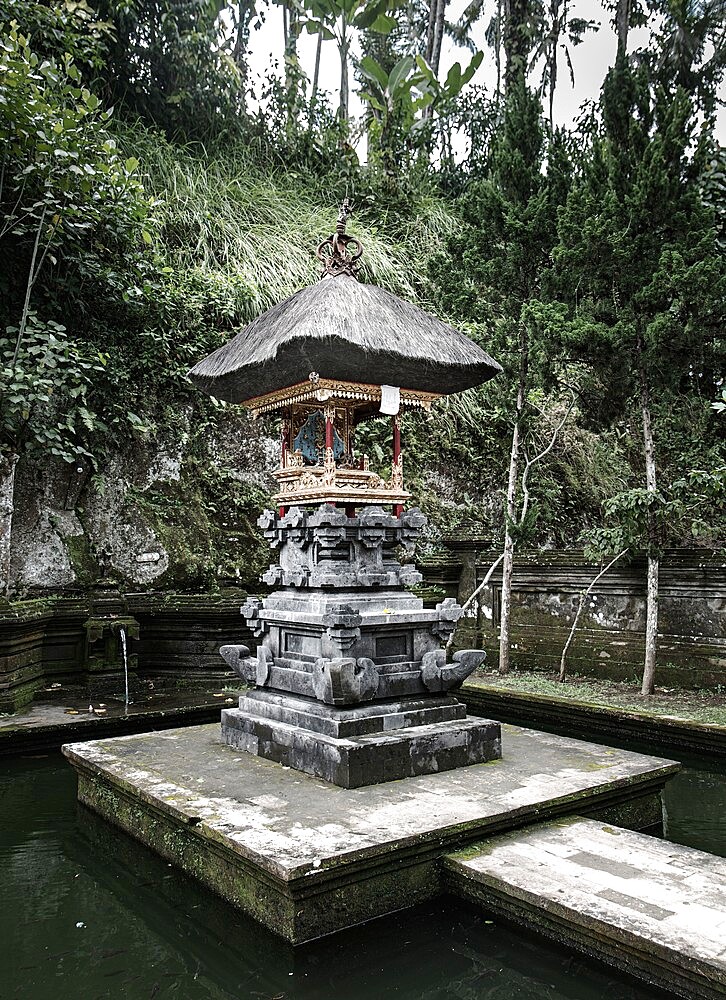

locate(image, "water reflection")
[[663, 762, 726, 857]]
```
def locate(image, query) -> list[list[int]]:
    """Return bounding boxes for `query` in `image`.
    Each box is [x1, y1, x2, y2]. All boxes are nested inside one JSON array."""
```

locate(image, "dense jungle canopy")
[[0, 0, 724, 605]]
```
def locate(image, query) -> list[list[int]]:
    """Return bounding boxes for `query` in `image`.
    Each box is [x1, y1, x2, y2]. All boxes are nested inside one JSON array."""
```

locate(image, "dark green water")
[[1, 751, 723, 1000]]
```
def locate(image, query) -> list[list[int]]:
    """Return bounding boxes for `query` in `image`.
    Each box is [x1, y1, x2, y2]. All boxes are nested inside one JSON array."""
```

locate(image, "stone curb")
[[0, 703, 223, 756], [461, 682, 726, 759]]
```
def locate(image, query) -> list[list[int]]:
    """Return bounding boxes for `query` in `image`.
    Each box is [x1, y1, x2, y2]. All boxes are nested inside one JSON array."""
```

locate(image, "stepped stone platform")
[[222, 691, 501, 788], [446, 817, 726, 1000], [63, 722, 678, 944]]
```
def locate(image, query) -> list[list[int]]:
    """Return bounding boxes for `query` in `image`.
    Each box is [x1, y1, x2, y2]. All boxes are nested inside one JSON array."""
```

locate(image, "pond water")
[[1, 746, 723, 1000]]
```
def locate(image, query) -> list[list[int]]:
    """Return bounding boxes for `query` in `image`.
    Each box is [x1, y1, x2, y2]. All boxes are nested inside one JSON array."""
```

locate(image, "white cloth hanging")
[[379, 385, 400, 415]]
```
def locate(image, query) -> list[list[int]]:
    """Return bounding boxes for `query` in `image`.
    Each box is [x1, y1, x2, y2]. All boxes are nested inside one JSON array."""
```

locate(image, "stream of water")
[[1, 746, 723, 1000], [119, 627, 130, 708]]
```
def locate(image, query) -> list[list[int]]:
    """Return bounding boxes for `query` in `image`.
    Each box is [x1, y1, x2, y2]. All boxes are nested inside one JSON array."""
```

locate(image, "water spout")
[[120, 626, 130, 709]]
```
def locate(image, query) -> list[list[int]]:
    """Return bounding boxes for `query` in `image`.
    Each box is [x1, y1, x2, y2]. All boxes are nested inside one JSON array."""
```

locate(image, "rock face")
[[221, 504, 501, 786], [7, 411, 276, 597]]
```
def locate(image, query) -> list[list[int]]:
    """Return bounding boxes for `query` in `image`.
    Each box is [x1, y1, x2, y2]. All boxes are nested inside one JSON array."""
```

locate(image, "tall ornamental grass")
[[132, 131, 459, 320]]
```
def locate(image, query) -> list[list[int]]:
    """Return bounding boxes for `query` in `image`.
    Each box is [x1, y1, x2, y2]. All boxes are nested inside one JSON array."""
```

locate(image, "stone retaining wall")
[[429, 545, 726, 688], [3, 546, 724, 712]]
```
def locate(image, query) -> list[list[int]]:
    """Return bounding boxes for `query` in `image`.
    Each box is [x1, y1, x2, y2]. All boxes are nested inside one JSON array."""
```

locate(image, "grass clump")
[[134, 130, 459, 319]]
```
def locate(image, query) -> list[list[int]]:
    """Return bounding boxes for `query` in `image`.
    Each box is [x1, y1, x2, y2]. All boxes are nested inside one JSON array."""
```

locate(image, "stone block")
[[222, 705, 502, 787], [62, 724, 678, 945]]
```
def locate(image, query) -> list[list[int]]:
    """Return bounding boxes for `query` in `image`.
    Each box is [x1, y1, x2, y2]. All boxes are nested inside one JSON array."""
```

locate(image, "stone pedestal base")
[[222, 691, 501, 787]]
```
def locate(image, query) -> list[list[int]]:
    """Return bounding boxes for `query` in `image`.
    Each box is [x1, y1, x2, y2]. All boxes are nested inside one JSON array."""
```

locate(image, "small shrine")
[[188, 201, 504, 787], [189, 200, 500, 516]]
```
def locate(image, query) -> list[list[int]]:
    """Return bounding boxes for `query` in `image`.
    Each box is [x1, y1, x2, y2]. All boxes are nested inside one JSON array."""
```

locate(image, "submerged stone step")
[[445, 817, 726, 1000]]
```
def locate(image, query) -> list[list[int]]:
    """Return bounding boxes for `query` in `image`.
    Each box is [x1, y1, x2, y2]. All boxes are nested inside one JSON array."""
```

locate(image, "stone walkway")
[[446, 817, 726, 999], [0, 691, 233, 753]]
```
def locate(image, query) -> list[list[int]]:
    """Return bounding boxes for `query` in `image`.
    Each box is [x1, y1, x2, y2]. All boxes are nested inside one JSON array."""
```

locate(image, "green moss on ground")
[[469, 669, 726, 726]]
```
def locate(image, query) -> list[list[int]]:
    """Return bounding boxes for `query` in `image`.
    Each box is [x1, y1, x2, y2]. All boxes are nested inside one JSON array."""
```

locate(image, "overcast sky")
[[245, 0, 725, 156]]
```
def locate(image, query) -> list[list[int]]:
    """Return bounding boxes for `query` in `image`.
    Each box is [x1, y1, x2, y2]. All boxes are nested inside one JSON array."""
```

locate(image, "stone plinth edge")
[[61, 724, 680, 945], [461, 682, 726, 758], [445, 817, 726, 1000], [222, 707, 502, 787]]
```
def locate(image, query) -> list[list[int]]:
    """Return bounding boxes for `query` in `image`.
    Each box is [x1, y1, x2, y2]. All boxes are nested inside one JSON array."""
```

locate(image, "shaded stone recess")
[[0, 592, 251, 713], [446, 817, 726, 1000], [220, 504, 501, 786], [61, 723, 679, 944], [429, 543, 726, 686]]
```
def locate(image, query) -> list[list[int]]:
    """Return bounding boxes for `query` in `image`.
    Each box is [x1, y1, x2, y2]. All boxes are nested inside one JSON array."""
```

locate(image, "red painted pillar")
[[325, 410, 334, 452], [392, 415, 401, 464], [393, 415, 403, 518], [279, 414, 289, 517]]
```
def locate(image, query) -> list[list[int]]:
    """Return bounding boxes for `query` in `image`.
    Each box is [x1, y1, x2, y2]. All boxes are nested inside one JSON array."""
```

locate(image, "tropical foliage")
[[0, 0, 723, 690]]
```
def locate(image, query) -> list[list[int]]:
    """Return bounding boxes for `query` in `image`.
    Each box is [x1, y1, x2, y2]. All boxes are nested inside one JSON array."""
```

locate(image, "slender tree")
[[280, 0, 304, 122], [425, 0, 448, 75], [529, 0, 598, 128], [431, 87, 572, 674], [232, 0, 258, 98], [550, 53, 725, 693], [616, 0, 631, 53], [503, 0, 532, 95], [310, 30, 323, 111]]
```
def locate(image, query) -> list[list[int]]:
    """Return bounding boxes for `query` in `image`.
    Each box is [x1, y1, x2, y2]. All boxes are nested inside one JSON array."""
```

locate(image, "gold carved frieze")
[[272, 462, 410, 507], [245, 379, 441, 417]]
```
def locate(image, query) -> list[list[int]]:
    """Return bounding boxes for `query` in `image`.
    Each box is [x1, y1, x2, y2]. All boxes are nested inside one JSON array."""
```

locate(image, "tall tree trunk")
[[640, 363, 659, 696], [339, 16, 349, 123], [310, 31, 323, 113], [431, 0, 447, 75], [0, 454, 18, 599], [495, 0, 503, 99], [503, 0, 531, 97], [546, 0, 559, 129], [425, 0, 438, 64], [547, 29, 557, 129], [283, 1, 299, 122], [422, 0, 447, 121], [498, 325, 528, 674], [233, 0, 256, 99], [615, 0, 631, 56]]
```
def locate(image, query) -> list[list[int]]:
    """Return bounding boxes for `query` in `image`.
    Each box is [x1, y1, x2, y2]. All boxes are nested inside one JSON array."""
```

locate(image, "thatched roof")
[[188, 274, 502, 404]]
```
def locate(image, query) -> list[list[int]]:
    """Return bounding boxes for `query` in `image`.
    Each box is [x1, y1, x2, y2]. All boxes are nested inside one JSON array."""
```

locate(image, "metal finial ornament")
[[317, 198, 363, 278]]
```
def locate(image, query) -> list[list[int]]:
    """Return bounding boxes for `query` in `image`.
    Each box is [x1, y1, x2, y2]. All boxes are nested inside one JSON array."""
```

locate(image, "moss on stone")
[[127, 456, 270, 592], [63, 532, 99, 587]]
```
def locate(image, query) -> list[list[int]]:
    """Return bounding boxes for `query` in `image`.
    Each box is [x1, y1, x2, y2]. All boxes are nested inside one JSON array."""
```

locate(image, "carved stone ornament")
[[242, 597, 267, 638], [421, 648, 486, 693], [219, 644, 256, 683], [312, 656, 379, 705]]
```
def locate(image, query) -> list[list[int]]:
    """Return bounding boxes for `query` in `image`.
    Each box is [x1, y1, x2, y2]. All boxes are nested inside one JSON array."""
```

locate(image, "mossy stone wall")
[[434, 545, 726, 689]]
